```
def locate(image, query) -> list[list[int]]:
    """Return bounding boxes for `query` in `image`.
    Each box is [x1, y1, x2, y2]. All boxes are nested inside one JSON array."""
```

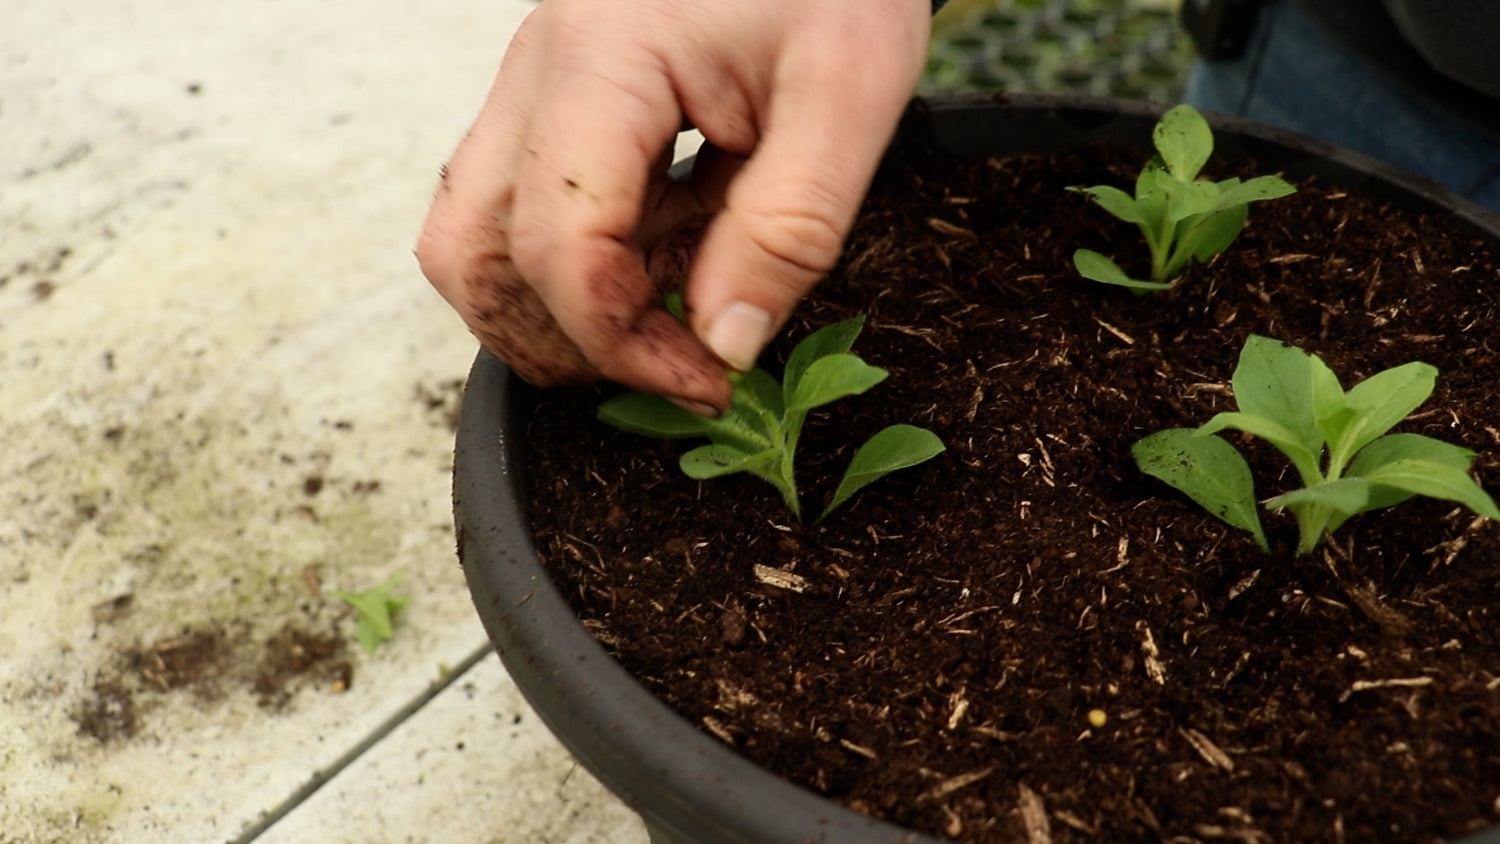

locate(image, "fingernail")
[[704, 302, 772, 372], [668, 396, 721, 419]]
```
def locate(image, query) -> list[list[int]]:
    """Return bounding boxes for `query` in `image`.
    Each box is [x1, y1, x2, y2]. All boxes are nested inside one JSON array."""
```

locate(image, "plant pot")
[[455, 93, 1500, 843]]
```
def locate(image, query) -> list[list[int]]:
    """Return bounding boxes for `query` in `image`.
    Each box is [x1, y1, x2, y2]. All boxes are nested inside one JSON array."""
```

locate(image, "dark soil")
[[523, 140, 1500, 842], [72, 621, 351, 743]]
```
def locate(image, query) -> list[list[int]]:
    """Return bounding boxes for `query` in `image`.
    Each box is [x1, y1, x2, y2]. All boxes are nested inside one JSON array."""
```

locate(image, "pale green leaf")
[[1265, 478, 1373, 516], [1169, 203, 1247, 276], [819, 425, 945, 522], [1134, 428, 1268, 552], [1167, 179, 1221, 222], [598, 392, 717, 439], [333, 574, 410, 654], [1214, 174, 1297, 209], [1072, 184, 1143, 224], [1072, 249, 1173, 290], [1229, 336, 1324, 459], [1349, 433, 1475, 475], [680, 444, 762, 479], [1153, 104, 1214, 182], [735, 368, 785, 425], [1334, 361, 1436, 459], [1197, 411, 1322, 485], [787, 353, 887, 412], [784, 316, 865, 401], [1342, 433, 1477, 514], [1357, 458, 1500, 520]]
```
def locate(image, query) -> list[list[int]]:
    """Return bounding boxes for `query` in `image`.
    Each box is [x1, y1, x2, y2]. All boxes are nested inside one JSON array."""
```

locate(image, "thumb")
[[684, 63, 918, 371]]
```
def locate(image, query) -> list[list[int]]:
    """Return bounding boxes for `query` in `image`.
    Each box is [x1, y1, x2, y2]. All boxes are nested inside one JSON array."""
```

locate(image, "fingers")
[[417, 14, 608, 388], [683, 5, 931, 371]]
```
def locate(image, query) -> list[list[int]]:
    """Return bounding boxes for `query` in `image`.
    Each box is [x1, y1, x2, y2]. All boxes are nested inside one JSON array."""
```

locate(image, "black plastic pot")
[[455, 94, 1500, 844]]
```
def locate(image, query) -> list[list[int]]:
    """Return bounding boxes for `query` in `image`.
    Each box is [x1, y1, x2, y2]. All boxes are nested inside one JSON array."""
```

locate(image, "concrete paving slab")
[[255, 653, 649, 844], [0, 0, 647, 841]]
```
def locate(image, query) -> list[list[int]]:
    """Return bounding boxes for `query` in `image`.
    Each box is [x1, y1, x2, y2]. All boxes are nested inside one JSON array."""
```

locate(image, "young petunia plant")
[[1069, 104, 1297, 291], [598, 316, 945, 525], [1134, 335, 1499, 555]]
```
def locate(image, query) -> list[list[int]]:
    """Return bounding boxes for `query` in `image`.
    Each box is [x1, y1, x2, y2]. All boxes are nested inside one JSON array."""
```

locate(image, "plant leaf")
[[1072, 249, 1173, 290], [598, 393, 717, 439], [736, 368, 786, 425], [1340, 433, 1477, 515], [784, 316, 865, 401], [1349, 433, 1476, 475], [1175, 202, 1248, 266], [819, 425, 945, 523], [333, 574, 410, 654], [680, 444, 763, 479], [1196, 411, 1322, 485], [1154, 104, 1214, 182], [1167, 179, 1221, 222], [1134, 428, 1268, 552], [1265, 477, 1372, 516], [1228, 336, 1324, 460], [1333, 361, 1436, 460], [1356, 458, 1500, 520], [787, 353, 888, 412], [1072, 184, 1142, 224], [1214, 174, 1298, 209]]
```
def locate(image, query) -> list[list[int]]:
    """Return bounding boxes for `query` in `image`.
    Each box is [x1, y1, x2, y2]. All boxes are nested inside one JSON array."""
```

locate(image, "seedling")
[[598, 316, 945, 524], [1069, 104, 1297, 290], [1134, 335, 1498, 555], [334, 573, 410, 653]]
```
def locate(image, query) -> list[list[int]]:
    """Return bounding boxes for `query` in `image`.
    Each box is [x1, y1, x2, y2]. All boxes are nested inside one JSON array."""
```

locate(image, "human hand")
[[416, 0, 931, 414]]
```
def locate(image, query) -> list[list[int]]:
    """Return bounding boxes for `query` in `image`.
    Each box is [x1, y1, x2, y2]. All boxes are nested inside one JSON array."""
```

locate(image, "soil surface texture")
[[524, 139, 1500, 842]]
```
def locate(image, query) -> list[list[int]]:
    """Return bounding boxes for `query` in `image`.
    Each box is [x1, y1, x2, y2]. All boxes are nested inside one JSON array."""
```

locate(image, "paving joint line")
[[227, 639, 495, 844]]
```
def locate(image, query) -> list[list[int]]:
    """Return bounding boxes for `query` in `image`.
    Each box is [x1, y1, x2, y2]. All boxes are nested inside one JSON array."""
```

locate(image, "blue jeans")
[[1184, 1, 1500, 213]]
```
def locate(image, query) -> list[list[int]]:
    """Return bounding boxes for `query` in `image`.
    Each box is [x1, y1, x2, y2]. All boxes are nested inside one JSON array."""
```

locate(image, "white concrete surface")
[[0, 0, 646, 841]]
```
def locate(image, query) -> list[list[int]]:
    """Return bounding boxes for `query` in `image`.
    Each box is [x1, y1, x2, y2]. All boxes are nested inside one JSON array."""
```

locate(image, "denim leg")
[[1184, 1, 1500, 213]]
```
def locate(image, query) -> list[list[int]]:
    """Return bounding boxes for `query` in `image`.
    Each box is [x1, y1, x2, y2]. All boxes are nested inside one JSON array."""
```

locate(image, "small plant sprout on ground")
[[598, 315, 945, 525], [1069, 104, 1297, 291], [333, 573, 410, 653], [1134, 335, 1499, 555]]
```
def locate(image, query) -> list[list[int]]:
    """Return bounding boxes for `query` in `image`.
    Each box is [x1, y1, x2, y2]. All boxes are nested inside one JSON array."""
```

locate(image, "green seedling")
[[334, 573, 410, 653], [1134, 335, 1498, 555], [598, 315, 945, 524], [1069, 104, 1297, 290]]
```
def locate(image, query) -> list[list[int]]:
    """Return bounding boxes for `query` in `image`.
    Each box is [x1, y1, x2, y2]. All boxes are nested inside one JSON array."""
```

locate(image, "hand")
[[417, 0, 931, 413]]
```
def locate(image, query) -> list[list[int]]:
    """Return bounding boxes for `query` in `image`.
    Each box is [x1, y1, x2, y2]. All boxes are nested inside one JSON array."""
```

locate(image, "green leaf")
[[1153, 104, 1214, 182], [333, 574, 410, 654], [1134, 428, 1268, 552], [1357, 458, 1500, 520], [819, 425, 946, 523], [1339, 433, 1477, 516], [1071, 184, 1143, 224], [1228, 336, 1324, 460], [734, 368, 785, 427], [1196, 411, 1322, 486], [786, 353, 888, 412], [598, 393, 717, 439], [680, 444, 764, 479], [1334, 361, 1436, 460], [1349, 433, 1476, 475], [1265, 477, 1373, 516], [1167, 179, 1221, 222], [1214, 174, 1298, 209], [1170, 202, 1247, 274], [1072, 249, 1173, 291], [784, 316, 865, 400]]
